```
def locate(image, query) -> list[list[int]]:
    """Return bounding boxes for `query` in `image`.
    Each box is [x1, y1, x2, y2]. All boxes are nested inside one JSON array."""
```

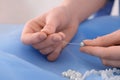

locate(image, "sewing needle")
[[67, 42, 85, 47]]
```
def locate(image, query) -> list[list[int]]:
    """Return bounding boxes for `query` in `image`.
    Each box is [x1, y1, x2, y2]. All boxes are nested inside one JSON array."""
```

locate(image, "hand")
[[21, 6, 80, 61], [80, 30, 120, 67]]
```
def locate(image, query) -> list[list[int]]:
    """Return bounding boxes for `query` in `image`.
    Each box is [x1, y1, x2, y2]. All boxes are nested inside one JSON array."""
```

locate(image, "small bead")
[[67, 69, 73, 72], [70, 76, 76, 80], [62, 72, 68, 77], [75, 72, 82, 77], [80, 42, 85, 47]]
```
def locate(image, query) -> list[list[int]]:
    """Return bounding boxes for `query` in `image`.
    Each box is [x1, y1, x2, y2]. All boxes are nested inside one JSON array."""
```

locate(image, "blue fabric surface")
[[0, 16, 120, 80], [94, 0, 114, 17]]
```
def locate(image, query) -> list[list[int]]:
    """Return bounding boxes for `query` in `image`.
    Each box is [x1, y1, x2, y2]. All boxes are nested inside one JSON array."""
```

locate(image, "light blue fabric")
[[0, 51, 66, 80], [0, 16, 120, 80]]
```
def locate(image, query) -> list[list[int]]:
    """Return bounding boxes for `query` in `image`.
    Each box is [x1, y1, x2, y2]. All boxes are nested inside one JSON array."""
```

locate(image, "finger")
[[21, 31, 47, 45], [80, 46, 105, 58], [21, 16, 47, 45], [32, 32, 65, 49], [52, 32, 65, 42], [80, 46, 120, 60], [83, 30, 120, 47], [39, 46, 55, 55], [101, 59, 120, 67], [22, 15, 46, 34], [47, 46, 62, 61], [41, 15, 60, 35]]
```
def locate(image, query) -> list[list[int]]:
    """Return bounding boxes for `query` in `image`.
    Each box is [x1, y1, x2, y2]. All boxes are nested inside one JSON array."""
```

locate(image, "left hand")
[[21, 6, 79, 61], [80, 30, 120, 67]]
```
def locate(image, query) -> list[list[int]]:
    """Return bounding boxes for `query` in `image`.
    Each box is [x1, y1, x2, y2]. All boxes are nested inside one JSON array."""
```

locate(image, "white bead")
[[75, 72, 82, 77], [62, 72, 68, 77], [67, 69, 73, 72], [70, 76, 76, 80], [62, 68, 120, 80], [80, 42, 85, 47]]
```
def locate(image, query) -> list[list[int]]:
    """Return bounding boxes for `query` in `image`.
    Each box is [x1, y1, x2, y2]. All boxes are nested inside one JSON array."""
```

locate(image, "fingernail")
[[52, 36, 62, 42], [41, 29, 50, 36], [83, 39, 93, 46], [39, 31, 47, 40]]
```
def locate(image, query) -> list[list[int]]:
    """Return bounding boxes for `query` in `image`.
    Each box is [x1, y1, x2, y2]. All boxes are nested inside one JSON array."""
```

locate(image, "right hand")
[[21, 6, 80, 61], [80, 30, 120, 67]]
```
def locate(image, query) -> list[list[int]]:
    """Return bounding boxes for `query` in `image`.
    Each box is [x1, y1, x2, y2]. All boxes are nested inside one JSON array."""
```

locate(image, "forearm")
[[61, 0, 107, 23]]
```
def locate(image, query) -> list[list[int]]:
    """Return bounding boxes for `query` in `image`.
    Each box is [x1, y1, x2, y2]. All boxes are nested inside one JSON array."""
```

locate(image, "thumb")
[[41, 24, 57, 35], [83, 30, 120, 47], [41, 17, 60, 35]]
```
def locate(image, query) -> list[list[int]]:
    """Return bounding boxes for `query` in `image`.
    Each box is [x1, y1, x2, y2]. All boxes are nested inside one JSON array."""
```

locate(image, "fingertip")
[[80, 46, 106, 58], [32, 32, 47, 43], [80, 46, 87, 53], [52, 35, 62, 42], [58, 32, 66, 40], [52, 32, 65, 42], [21, 32, 48, 45], [47, 47, 61, 61], [83, 40, 93, 46], [47, 56, 57, 62], [39, 31, 48, 40], [41, 29, 50, 35], [84, 36, 113, 47], [80, 46, 91, 54], [21, 33, 32, 45], [41, 23, 56, 35], [21, 35, 27, 45], [47, 53, 58, 61]]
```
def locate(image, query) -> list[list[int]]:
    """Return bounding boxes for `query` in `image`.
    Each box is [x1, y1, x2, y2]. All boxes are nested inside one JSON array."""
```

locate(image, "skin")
[[80, 30, 120, 67], [21, 0, 107, 61]]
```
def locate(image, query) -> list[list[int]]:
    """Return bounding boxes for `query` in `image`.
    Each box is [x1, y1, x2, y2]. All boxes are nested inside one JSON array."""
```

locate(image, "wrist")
[[60, 0, 107, 24], [60, 0, 84, 23]]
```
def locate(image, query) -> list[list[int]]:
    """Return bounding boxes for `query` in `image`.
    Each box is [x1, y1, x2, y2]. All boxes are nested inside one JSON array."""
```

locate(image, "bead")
[[62, 72, 68, 77], [80, 42, 85, 47], [70, 76, 76, 80], [62, 68, 120, 80]]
